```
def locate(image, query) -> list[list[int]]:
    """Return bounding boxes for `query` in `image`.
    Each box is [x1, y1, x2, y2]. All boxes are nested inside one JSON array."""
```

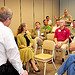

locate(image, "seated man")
[[42, 19, 52, 34], [68, 20, 75, 39], [54, 20, 70, 64], [55, 43, 75, 75], [51, 19, 60, 33], [46, 16, 52, 26], [31, 22, 47, 54]]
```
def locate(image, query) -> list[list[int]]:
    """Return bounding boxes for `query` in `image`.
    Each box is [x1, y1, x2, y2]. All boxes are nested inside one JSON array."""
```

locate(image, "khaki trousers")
[[34, 37, 43, 54], [56, 41, 69, 59]]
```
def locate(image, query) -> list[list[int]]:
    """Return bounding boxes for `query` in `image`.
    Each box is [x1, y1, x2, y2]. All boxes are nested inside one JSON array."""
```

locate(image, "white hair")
[[60, 19, 65, 25]]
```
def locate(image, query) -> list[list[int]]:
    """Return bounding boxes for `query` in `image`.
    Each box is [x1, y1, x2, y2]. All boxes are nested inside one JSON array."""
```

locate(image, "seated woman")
[[17, 23, 40, 72]]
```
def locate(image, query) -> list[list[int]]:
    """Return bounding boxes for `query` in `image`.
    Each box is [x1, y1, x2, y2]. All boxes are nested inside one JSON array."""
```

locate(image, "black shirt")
[[24, 34, 30, 46]]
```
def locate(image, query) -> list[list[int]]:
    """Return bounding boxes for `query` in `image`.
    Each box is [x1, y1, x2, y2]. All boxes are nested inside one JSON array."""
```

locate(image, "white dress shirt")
[[52, 25, 60, 32], [0, 22, 24, 75], [48, 20, 52, 25]]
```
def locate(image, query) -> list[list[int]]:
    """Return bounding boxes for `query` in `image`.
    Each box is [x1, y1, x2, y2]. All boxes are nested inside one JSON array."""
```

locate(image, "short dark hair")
[[73, 20, 75, 22], [43, 19, 47, 22], [46, 16, 49, 19], [35, 22, 41, 25]]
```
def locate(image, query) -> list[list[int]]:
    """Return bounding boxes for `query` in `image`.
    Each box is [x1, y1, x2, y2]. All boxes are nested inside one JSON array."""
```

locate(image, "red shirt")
[[54, 27, 70, 41]]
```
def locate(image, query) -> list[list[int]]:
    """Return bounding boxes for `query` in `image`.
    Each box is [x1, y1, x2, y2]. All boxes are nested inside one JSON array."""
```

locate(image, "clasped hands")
[[23, 46, 32, 49], [55, 44, 62, 48]]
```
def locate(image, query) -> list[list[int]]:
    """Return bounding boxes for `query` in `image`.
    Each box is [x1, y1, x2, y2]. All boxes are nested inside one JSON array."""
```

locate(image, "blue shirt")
[[37, 29, 40, 36]]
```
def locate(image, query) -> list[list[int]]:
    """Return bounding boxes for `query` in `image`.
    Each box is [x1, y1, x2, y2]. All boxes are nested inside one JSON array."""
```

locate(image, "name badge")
[[58, 29, 61, 32], [66, 18, 69, 20], [41, 33, 44, 35]]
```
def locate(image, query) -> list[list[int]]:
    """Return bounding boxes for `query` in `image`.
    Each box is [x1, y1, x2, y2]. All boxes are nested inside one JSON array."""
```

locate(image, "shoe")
[[35, 60, 37, 64], [62, 58, 64, 65], [55, 73, 58, 75], [23, 65, 26, 70], [65, 50, 68, 55], [34, 69, 40, 72], [53, 58, 55, 62]]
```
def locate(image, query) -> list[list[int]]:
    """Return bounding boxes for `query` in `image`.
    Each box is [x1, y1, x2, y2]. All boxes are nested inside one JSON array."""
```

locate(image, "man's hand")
[[55, 44, 62, 48], [58, 44, 62, 48], [55, 44, 59, 48], [40, 37, 44, 40], [23, 70, 28, 75], [46, 30, 50, 33], [70, 43, 75, 51]]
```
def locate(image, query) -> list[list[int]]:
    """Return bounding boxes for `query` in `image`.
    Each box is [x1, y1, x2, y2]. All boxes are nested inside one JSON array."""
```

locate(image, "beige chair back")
[[47, 33, 55, 41], [32, 39, 36, 48], [28, 28, 33, 33], [42, 40, 55, 51]]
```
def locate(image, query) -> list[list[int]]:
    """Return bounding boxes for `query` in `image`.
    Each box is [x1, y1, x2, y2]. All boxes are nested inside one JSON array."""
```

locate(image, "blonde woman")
[[17, 23, 40, 72]]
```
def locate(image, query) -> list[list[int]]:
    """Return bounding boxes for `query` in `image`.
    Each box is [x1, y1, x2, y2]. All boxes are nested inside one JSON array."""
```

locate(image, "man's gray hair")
[[0, 7, 13, 22]]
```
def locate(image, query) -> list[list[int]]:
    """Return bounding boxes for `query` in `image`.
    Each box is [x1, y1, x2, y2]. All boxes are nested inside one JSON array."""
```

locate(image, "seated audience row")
[[0, 6, 74, 75], [15, 9, 74, 75]]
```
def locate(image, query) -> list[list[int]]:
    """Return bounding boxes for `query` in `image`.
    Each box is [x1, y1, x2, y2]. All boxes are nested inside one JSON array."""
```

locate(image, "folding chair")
[[34, 40, 57, 75]]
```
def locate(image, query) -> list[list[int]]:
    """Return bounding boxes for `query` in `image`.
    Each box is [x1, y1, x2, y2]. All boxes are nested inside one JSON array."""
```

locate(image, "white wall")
[[60, 0, 75, 20]]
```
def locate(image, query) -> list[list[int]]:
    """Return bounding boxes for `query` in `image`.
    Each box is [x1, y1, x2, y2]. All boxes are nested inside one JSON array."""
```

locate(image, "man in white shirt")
[[46, 16, 52, 26], [51, 19, 60, 33], [0, 7, 28, 75]]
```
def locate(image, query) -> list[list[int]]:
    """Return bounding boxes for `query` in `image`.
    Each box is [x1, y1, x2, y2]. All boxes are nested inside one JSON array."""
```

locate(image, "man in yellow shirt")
[[54, 9, 72, 27], [31, 22, 47, 54]]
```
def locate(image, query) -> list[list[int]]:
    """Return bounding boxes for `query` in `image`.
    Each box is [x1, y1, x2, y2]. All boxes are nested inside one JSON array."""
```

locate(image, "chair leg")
[[28, 64, 30, 73], [44, 62, 46, 75], [52, 59, 57, 70], [68, 49, 69, 55], [58, 50, 60, 58], [35, 44, 37, 55], [35, 60, 39, 67], [40, 47, 42, 53]]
